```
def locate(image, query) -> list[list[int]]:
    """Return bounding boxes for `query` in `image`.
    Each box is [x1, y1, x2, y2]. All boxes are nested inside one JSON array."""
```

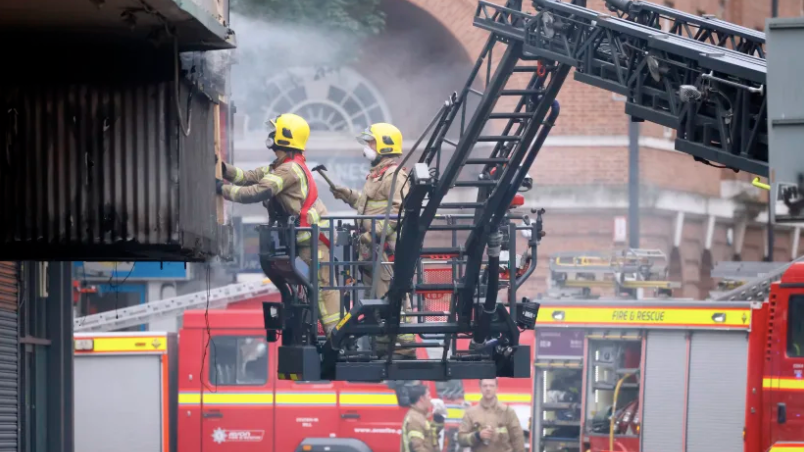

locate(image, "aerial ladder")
[[73, 279, 278, 332], [257, 0, 768, 382]]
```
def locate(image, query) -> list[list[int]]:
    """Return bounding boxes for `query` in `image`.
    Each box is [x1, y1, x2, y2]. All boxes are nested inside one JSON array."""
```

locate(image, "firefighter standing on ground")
[[400, 385, 448, 452], [216, 113, 341, 336], [458, 379, 525, 452], [329, 122, 415, 358]]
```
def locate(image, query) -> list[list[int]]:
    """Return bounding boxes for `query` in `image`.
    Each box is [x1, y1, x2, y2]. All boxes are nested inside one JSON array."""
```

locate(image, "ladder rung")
[[469, 88, 484, 96], [501, 89, 543, 96], [513, 66, 540, 72], [454, 180, 497, 187], [440, 202, 485, 209], [490, 112, 533, 119], [444, 138, 458, 147], [465, 158, 509, 164], [477, 136, 521, 142]]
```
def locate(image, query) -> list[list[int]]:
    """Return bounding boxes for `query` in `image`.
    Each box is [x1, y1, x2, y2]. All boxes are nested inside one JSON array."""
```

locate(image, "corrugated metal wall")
[[0, 262, 18, 451], [642, 331, 686, 452], [0, 264, 17, 312], [686, 331, 748, 452], [0, 81, 224, 261]]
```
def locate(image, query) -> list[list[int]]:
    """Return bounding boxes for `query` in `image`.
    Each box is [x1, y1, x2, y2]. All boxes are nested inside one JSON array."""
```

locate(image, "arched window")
[[257, 67, 392, 134]]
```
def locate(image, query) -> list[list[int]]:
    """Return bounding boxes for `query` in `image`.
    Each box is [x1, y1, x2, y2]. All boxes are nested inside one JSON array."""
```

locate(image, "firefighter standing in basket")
[[401, 385, 449, 452], [215, 113, 341, 336], [329, 122, 416, 358], [458, 379, 526, 452]]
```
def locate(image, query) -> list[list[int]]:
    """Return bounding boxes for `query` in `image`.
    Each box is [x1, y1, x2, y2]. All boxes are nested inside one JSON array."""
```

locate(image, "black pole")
[[628, 119, 641, 248], [767, 0, 776, 259], [772, 0, 779, 17]]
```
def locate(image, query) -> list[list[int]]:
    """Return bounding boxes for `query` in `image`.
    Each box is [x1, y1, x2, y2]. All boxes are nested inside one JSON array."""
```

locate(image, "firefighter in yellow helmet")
[[329, 122, 416, 358], [215, 113, 341, 337]]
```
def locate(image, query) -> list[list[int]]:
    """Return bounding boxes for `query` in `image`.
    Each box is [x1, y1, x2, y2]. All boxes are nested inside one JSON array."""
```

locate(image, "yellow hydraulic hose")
[[610, 373, 634, 452], [752, 177, 770, 191]]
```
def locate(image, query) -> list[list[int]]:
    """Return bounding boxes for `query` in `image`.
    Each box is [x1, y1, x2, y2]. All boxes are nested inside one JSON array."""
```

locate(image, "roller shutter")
[[0, 262, 18, 451], [642, 331, 686, 452], [686, 331, 748, 452]]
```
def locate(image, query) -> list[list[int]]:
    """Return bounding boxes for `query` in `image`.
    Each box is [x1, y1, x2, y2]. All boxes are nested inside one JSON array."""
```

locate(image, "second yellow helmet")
[[358, 123, 403, 156], [266, 113, 310, 152]]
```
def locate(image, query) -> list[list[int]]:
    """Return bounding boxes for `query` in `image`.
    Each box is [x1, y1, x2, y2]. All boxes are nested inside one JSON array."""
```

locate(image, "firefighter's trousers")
[[360, 260, 416, 357], [298, 245, 341, 336]]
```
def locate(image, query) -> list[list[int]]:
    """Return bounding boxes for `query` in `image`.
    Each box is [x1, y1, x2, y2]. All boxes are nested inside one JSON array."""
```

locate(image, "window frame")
[[787, 294, 804, 358], [208, 335, 270, 387]]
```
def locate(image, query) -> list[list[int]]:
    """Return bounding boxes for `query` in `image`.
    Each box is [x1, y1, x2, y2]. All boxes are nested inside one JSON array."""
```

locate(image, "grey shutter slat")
[[0, 316, 17, 451], [686, 332, 748, 452], [0, 264, 17, 312], [642, 331, 686, 452], [0, 262, 17, 451]]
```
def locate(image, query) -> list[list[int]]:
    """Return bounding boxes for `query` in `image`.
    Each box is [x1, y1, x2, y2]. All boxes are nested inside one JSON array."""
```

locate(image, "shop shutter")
[[642, 331, 686, 452], [0, 262, 18, 451], [686, 331, 748, 452]]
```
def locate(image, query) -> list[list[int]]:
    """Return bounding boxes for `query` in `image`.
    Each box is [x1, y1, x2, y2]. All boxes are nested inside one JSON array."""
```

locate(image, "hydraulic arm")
[[260, 0, 769, 382]]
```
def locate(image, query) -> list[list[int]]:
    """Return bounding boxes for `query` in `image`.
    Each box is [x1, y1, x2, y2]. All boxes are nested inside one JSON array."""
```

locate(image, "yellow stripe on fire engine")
[[339, 392, 399, 406], [86, 336, 168, 353], [275, 392, 337, 405], [763, 377, 804, 391], [446, 407, 464, 420], [536, 306, 751, 328], [178, 393, 274, 405], [769, 443, 804, 451], [465, 393, 532, 403]]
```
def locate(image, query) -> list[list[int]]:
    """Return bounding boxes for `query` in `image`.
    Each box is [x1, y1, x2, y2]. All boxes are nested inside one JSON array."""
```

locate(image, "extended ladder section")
[[713, 256, 804, 302], [388, 0, 767, 352], [74, 280, 278, 332], [604, 0, 765, 58]]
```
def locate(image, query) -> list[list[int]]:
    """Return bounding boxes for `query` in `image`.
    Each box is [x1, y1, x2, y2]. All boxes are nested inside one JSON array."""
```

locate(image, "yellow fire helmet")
[[357, 122, 403, 156], [265, 113, 310, 152]]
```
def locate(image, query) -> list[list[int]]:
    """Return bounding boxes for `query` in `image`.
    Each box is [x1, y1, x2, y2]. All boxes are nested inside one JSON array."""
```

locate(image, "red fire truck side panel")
[[744, 301, 768, 452], [338, 381, 408, 449], [178, 309, 442, 452], [764, 264, 804, 450]]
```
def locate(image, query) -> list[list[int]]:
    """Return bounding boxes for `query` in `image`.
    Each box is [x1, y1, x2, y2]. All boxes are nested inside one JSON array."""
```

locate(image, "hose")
[[472, 230, 502, 344], [610, 372, 634, 451]]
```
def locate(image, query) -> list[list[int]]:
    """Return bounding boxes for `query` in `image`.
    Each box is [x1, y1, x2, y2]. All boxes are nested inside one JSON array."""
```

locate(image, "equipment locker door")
[[768, 292, 804, 446], [686, 331, 748, 452], [201, 329, 274, 451]]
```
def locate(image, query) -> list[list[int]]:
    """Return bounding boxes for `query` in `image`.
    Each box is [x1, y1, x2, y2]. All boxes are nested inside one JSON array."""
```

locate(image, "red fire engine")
[[73, 308, 535, 452]]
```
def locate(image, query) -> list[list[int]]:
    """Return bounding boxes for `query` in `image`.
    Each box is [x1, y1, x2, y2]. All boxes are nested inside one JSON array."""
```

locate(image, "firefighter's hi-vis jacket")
[[457, 398, 525, 452], [400, 406, 444, 452], [337, 157, 408, 274], [221, 154, 329, 245]]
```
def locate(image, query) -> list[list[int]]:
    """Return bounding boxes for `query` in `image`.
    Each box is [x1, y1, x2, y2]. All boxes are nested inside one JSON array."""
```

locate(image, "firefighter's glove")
[[359, 231, 374, 245], [215, 179, 224, 195], [330, 185, 351, 201]]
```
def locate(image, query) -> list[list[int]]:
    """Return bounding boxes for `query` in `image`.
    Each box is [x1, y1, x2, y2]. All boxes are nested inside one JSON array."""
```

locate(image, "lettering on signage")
[[611, 310, 666, 322], [297, 417, 319, 428], [212, 428, 265, 444]]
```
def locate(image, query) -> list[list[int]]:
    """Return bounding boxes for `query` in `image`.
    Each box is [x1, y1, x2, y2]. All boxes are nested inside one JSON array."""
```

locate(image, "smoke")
[[228, 11, 363, 125]]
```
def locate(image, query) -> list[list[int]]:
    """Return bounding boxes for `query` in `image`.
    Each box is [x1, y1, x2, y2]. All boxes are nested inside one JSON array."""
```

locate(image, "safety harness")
[[283, 153, 330, 248]]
